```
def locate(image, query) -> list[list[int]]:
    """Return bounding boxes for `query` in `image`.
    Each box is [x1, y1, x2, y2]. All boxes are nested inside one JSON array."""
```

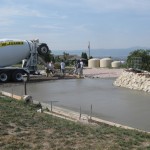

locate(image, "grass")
[[0, 97, 150, 150]]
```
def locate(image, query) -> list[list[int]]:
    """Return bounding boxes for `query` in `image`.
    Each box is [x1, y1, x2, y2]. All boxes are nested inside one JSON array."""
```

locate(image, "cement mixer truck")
[[0, 39, 49, 82]]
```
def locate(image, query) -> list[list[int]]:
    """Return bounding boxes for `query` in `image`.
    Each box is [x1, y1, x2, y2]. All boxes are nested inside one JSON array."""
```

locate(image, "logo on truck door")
[[0, 41, 24, 47]]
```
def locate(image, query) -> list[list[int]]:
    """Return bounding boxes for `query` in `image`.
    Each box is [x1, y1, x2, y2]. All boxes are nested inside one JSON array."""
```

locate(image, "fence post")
[[50, 101, 59, 112], [12, 88, 13, 98], [50, 101, 52, 111], [90, 104, 92, 120], [79, 106, 81, 119]]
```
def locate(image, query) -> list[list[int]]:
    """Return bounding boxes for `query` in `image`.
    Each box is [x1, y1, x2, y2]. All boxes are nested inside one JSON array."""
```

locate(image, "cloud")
[[31, 25, 64, 30], [72, 24, 91, 33], [0, 4, 68, 21], [0, 19, 14, 26], [39, 0, 83, 7], [2, 0, 150, 17], [83, 0, 150, 13], [1, 0, 150, 50], [0, 6, 47, 18], [28, 0, 150, 14], [48, 11, 68, 19]]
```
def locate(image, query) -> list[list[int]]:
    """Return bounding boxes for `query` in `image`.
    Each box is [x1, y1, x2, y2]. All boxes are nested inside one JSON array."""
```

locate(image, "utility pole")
[[88, 41, 90, 59]]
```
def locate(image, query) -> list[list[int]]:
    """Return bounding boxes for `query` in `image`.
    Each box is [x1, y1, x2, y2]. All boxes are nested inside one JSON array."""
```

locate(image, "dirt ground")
[[83, 68, 123, 78]]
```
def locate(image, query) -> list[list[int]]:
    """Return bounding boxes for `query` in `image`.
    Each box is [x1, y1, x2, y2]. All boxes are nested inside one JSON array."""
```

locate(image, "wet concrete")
[[1, 78, 150, 132]]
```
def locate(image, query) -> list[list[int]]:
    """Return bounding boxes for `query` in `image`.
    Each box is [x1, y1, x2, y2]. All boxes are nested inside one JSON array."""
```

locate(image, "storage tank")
[[100, 58, 112, 68], [111, 61, 121, 68], [88, 58, 100, 68]]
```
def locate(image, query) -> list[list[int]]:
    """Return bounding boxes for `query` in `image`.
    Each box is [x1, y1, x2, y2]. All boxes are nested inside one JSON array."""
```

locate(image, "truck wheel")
[[12, 71, 23, 82], [37, 43, 49, 55], [0, 72, 10, 82]]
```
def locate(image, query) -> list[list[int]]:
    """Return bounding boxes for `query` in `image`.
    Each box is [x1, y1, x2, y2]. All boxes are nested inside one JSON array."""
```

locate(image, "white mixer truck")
[[0, 39, 49, 82]]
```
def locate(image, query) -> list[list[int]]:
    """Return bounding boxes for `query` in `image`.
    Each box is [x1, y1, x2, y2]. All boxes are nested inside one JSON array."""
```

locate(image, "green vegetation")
[[127, 49, 150, 71], [81, 52, 88, 66], [1, 97, 150, 150]]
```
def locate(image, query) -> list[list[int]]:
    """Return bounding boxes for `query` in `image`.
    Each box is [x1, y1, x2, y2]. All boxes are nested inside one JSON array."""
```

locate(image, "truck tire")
[[37, 43, 49, 55], [0, 72, 10, 82], [12, 71, 23, 82]]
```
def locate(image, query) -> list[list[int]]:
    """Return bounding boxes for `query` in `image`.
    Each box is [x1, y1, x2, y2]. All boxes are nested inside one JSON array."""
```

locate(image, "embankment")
[[114, 70, 150, 92]]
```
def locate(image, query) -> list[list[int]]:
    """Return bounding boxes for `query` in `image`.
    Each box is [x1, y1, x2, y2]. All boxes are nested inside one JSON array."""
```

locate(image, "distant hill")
[[52, 47, 150, 60]]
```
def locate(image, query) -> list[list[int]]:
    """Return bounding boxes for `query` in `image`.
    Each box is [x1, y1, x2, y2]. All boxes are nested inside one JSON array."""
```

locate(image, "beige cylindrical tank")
[[111, 61, 121, 68], [88, 58, 100, 68], [100, 58, 112, 68]]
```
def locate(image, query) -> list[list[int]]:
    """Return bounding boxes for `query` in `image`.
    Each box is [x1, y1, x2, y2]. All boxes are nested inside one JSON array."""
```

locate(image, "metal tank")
[[100, 58, 112, 68], [88, 58, 100, 68], [111, 61, 121, 68]]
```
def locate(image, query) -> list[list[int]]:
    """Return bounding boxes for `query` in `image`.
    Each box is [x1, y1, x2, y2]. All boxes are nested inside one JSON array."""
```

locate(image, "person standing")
[[49, 61, 55, 74], [74, 59, 78, 75], [60, 60, 65, 76], [45, 62, 50, 77], [80, 59, 84, 76], [76, 59, 81, 78]]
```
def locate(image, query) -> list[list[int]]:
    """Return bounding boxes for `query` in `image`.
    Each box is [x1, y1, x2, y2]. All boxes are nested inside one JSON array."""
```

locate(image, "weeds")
[[1, 97, 150, 149]]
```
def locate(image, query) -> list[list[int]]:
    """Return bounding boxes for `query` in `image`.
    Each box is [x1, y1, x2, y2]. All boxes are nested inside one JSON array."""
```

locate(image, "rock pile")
[[114, 70, 150, 92]]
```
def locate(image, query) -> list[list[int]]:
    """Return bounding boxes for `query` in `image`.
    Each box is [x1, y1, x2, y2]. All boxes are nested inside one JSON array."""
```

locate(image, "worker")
[[49, 61, 55, 75], [80, 59, 84, 77], [45, 62, 50, 77], [60, 60, 65, 76]]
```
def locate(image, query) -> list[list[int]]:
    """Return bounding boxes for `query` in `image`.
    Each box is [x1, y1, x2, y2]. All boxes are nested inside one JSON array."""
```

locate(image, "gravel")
[[83, 68, 123, 78]]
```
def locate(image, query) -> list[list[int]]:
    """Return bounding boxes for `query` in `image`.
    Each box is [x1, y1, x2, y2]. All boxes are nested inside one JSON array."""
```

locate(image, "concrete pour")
[[1, 90, 149, 134]]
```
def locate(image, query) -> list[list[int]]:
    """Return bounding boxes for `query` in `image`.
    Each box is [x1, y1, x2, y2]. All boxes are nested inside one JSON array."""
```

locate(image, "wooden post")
[[50, 101, 59, 112], [12, 88, 13, 98], [79, 106, 81, 119], [51, 101, 52, 112], [23, 75, 28, 95], [24, 81, 27, 95], [90, 104, 92, 120]]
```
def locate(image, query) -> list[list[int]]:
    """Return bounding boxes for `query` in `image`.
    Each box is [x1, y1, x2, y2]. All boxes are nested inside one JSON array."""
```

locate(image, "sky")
[[1, 0, 150, 51]]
